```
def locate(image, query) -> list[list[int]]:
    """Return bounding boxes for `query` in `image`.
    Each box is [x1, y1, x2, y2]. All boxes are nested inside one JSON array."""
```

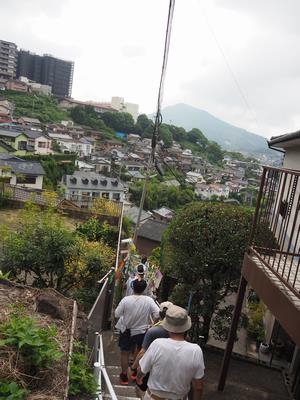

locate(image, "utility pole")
[[133, 176, 148, 244]]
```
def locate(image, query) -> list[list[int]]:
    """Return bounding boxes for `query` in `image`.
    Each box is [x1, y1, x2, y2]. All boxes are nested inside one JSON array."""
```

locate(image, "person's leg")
[[121, 350, 130, 374]]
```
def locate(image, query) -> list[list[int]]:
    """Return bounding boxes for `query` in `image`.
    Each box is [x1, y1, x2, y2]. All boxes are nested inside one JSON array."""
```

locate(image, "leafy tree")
[[70, 105, 108, 131], [159, 124, 173, 148], [0, 205, 115, 297], [136, 114, 152, 131], [168, 125, 187, 142], [129, 181, 195, 210], [186, 128, 208, 150], [161, 202, 252, 342], [206, 141, 224, 164], [76, 217, 119, 247], [101, 111, 135, 133]]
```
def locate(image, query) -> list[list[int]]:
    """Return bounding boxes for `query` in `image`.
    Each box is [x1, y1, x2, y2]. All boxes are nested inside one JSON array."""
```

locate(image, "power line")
[[151, 0, 176, 162], [195, 0, 261, 132]]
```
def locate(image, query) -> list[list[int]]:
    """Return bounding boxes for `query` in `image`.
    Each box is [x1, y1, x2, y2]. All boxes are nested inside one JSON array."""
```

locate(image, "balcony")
[[242, 166, 300, 347]]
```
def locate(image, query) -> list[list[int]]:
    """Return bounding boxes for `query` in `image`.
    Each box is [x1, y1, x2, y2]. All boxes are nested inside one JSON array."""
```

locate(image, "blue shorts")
[[118, 329, 145, 351]]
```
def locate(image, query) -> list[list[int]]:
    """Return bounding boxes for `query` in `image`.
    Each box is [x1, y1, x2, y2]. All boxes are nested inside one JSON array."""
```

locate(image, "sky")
[[1, 0, 300, 138]]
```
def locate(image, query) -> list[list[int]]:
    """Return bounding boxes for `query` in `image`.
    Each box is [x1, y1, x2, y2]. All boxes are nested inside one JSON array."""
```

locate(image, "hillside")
[[1, 90, 69, 123], [160, 103, 271, 156]]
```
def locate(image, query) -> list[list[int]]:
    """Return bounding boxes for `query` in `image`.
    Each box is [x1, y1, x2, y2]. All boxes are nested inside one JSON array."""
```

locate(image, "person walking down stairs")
[[115, 279, 160, 385], [137, 305, 205, 400]]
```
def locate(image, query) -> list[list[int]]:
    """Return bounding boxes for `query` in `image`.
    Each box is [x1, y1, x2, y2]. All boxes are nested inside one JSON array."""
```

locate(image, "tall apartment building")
[[0, 40, 17, 80], [17, 50, 74, 97]]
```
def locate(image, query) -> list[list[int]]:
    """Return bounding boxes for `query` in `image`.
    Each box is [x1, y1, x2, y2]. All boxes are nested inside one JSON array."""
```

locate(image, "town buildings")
[[0, 40, 17, 80], [111, 96, 139, 120]]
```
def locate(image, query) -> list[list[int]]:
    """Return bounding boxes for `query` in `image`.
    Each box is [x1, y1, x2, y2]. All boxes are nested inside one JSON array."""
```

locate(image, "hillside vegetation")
[[2, 90, 69, 123]]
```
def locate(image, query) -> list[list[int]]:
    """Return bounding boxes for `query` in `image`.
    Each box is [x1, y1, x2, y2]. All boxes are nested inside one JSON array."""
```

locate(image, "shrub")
[[69, 342, 98, 397], [0, 381, 28, 400], [0, 309, 62, 369]]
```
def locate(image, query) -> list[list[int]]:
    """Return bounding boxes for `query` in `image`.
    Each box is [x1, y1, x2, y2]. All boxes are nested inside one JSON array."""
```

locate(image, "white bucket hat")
[[162, 305, 192, 333]]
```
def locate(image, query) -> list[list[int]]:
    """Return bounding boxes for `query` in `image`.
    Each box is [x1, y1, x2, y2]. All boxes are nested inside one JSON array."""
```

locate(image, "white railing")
[[94, 333, 118, 400]]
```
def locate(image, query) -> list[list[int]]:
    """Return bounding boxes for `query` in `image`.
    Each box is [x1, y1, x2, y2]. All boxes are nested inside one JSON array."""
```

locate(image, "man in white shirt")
[[125, 263, 147, 296], [115, 279, 160, 385], [137, 305, 205, 400]]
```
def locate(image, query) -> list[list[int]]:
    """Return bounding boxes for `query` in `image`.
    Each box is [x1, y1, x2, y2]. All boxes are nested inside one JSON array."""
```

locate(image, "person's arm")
[[191, 377, 204, 400], [150, 299, 160, 320], [115, 299, 124, 318]]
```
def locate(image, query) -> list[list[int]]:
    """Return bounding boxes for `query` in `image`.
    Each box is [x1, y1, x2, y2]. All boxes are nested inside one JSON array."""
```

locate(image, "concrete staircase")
[[102, 331, 140, 400]]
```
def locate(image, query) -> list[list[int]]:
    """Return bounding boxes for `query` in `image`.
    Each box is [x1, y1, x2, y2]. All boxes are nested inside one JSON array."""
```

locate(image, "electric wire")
[[195, 0, 261, 133], [151, 0, 176, 162]]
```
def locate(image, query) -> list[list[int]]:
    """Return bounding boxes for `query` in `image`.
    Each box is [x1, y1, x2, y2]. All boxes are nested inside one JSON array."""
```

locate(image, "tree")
[[0, 205, 115, 299], [159, 124, 173, 148], [136, 114, 152, 131], [186, 128, 208, 150], [206, 141, 224, 164], [101, 111, 135, 133], [161, 202, 252, 342]]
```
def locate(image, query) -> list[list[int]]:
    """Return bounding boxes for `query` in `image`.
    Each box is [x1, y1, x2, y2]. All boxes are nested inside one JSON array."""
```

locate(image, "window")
[[16, 175, 36, 184], [102, 192, 109, 199], [38, 141, 46, 148], [92, 192, 100, 198], [113, 193, 120, 201], [18, 141, 27, 150]]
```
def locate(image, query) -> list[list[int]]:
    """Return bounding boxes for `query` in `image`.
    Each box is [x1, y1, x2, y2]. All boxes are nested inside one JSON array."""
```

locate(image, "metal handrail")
[[94, 332, 118, 400]]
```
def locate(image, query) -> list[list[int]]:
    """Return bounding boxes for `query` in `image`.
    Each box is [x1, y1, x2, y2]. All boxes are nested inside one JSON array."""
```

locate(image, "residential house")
[[186, 171, 205, 185], [0, 139, 15, 153], [0, 153, 45, 189], [0, 129, 29, 155], [48, 133, 94, 157], [178, 149, 193, 172], [18, 117, 42, 131], [136, 218, 169, 256], [59, 97, 118, 113], [124, 205, 152, 227], [195, 183, 230, 200], [61, 171, 125, 207], [128, 134, 140, 143], [91, 157, 111, 174], [6, 79, 27, 92], [152, 207, 174, 223], [75, 160, 95, 172], [25, 131, 52, 155], [219, 130, 300, 396], [127, 170, 145, 181]]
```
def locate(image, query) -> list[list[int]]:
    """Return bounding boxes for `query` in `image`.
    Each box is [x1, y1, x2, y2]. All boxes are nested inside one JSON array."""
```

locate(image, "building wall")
[[136, 237, 160, 257], [14, 134, 29, 152], [283, 147, 300, 170]]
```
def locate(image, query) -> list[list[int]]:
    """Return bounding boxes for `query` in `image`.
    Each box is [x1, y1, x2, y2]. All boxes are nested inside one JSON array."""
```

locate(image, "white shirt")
[[139, 338, 205, 399], [115, 295, 160, 336]]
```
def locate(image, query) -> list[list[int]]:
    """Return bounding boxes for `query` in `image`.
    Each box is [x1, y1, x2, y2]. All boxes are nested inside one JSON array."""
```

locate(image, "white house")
[[195, 183, 230, 200], [48, 133, 94, 157], [61, 171, 125, 207]]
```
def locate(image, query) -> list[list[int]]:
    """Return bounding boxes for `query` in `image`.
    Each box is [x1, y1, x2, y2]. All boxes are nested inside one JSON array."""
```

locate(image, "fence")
[[249, 166, 300, 298]]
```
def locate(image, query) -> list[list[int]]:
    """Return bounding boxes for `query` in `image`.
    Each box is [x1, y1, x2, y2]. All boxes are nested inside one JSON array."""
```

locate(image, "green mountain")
[[160, 103, 271, 156]]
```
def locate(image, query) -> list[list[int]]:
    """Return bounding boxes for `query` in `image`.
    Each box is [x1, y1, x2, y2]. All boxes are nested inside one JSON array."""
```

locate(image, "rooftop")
[[0, 159, 46, 175], [137, 218, 169, 242], [64, 171, 124, 191]]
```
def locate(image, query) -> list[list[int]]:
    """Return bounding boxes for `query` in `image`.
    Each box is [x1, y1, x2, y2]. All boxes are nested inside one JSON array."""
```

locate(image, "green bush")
[[0, 381, 28, 400], [69, 342, 98, 397], [76, 217, 119, 247], [0, 309, 63, 369]]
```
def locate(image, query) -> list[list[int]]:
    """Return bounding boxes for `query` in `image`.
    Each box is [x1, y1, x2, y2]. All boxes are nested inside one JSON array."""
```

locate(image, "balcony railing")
[[249, 166, 300, 299]]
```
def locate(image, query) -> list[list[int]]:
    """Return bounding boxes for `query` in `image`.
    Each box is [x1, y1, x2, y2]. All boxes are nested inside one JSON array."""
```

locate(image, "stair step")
[[113, 384, 138, 397]]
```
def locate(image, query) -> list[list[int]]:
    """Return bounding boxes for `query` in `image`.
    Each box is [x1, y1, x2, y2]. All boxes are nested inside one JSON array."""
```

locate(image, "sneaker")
[[130, 368, 137, 381], [119, 372, 129, 385]]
